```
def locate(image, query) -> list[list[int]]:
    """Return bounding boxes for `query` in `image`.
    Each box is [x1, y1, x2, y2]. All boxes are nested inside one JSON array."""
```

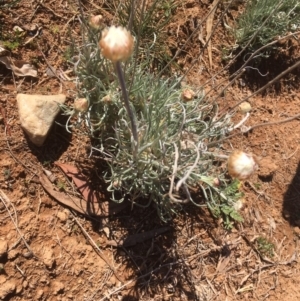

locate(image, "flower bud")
[[74, 98, 89, 113], [213, 177, 220, 187], [233, 199, 245, 211], [181, 89, 195, 102], [112, 179, 122, 189], [99, 26, 134, 62], [101, 94, 112, 103], [228, 150, 257, 180], [239, 102, 251, 113], [89, 15, 103, 29]]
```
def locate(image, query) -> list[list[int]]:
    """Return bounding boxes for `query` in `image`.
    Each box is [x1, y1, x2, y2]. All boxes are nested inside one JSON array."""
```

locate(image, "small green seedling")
[[3, 168, 11, 180], [51, 25, 60, 34], [256, 236, 275, 257], [56, 179, 66, 192]]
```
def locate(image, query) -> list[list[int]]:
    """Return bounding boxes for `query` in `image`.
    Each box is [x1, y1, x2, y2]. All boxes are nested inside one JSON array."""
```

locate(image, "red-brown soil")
[[0, 1, 300, 300]]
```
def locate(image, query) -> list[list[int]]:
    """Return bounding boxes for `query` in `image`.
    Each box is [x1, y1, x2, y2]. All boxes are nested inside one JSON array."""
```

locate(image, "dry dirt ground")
[[0, 1, 300, 300]]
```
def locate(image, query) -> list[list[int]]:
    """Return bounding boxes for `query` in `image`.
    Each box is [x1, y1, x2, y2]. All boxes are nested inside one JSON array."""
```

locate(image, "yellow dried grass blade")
[[206, 0, 220, 69]]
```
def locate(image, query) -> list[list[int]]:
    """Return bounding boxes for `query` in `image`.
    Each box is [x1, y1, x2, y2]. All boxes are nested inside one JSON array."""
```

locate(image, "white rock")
[[17, 94, 66, 146]]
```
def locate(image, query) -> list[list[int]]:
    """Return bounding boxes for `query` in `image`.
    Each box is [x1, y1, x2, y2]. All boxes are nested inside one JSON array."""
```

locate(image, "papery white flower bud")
[[213, 177, 220, 187], [74, 98, 89, 113], [233, 199, 245, 211], [89, 15, 103, 29], [99, 26, 134, 62], [181, 89, 195, 102], [239, 102, 252, 113], [112, 179, 122, 189], [101, 94, 112, 103], [228, 150, 257, 180]]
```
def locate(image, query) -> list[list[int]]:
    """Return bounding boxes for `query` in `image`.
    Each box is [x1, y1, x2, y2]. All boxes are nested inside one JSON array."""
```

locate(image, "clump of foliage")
[[256, 236, 275, 257], [66, 1, 244, 223], [235, 0, 300, 53], [0, 21, 23, 51], [208, 179, 244, 229], [2, 38, 20, 51], [0, 0, 20, 9], [72, 47, 237, 221]]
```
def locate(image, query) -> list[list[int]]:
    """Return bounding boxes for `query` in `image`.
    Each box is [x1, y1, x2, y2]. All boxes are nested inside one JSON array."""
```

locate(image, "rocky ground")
[[0, 1, 300, 300]]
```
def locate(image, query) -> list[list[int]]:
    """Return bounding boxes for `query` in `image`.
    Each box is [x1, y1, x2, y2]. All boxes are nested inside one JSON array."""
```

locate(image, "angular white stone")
[[17, 94, 66, 146]]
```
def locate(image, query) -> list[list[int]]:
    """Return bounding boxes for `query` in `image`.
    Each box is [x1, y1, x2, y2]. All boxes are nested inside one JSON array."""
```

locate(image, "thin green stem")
[[115, 61, 139, 156]]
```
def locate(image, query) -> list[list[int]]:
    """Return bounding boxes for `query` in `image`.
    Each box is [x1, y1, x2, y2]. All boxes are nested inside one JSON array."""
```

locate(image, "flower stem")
[[115, 61, 138, 155]]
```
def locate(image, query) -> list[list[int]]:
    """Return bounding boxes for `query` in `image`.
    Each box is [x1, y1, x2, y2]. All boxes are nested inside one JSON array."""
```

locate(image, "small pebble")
[[42, 247, 55, 269], [0, 281, 16, 299], [23, 251, 33, 259], [36, 289, 44, 300], [52, 281, 65, 295], [7, 249, 19, 260], [23, 280, 28, 289], [0, 240, 8, 258], [15, 284, 22, 294], [57, 210, 69, 222]]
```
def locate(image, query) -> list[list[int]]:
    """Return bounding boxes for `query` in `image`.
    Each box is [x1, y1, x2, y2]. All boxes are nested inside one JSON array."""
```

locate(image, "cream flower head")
[[181, 89, 196, 102], [99, 26, 134, 62], [228, 150, 257, 180], [89, 15, 103, 29], [74, 98, 89, 113]]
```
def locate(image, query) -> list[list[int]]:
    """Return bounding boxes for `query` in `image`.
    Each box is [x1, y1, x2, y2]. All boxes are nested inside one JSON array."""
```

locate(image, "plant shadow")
[[282, 161, 300, 226], [26, 114, 72, 163], [93, 190, 223, 300], [25, 117, 226, 300], [228, 45, 300, 93]]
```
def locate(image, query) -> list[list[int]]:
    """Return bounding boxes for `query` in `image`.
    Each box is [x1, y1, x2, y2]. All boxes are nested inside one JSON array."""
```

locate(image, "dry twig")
[[206, 0, 220, 68], [207, 112, 300, 147]]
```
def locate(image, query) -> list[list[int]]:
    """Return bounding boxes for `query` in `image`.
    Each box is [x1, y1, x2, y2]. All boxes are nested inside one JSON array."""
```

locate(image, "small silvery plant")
[[67, 14, 254, 222], [235, 0, 300, 53]]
